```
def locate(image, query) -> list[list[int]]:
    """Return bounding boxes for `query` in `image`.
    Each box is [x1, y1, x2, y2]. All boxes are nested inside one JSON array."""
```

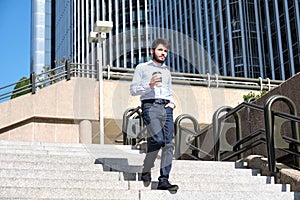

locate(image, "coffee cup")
[[152, 72, 162, 87]]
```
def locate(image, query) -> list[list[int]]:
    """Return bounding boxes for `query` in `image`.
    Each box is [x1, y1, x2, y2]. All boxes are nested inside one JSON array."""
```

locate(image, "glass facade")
[[31, 0, 300, 80], [262, 0, 300, 80], [54, 0, 73, 64]]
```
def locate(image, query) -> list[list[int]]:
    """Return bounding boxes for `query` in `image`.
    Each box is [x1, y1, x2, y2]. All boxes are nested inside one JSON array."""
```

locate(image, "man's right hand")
[[149, 75, 161, 89]]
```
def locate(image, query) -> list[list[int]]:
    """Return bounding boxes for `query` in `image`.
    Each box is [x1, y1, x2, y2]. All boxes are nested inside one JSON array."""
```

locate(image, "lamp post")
[[89, 21, 113, 145]]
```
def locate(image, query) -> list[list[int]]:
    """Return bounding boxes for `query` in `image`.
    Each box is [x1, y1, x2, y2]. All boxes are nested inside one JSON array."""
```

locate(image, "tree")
[[11, 77, 31, 99]]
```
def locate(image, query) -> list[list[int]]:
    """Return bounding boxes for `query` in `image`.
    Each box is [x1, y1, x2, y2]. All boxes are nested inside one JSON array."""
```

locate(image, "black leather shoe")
[[157, 181, 179, 191], [141, 172, 151, 187]]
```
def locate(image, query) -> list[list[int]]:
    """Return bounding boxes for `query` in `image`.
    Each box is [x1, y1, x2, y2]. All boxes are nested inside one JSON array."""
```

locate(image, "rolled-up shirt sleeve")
[[130, 65, 152, 96]]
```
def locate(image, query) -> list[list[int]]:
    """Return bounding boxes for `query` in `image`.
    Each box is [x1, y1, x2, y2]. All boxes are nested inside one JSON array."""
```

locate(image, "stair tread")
[[0, 187, 295, 200]]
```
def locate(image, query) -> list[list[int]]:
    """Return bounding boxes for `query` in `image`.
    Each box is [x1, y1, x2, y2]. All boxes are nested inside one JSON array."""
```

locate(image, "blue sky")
[[0, 0, 31, 88]]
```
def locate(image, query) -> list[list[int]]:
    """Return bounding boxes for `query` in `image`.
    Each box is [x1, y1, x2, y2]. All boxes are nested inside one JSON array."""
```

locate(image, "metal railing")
[[103, 66, 283, 90], [121, 106, 146, 145], [174, 114, 201, 160], [211, 103, 266, 161], [0, 61, 283, 102], [0, 60, 97, 102], [176, 95, 300, 173], [264, 95, 300, 172]]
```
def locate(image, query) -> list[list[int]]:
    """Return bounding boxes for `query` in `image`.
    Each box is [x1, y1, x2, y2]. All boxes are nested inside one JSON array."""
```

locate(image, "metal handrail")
[[186, 94, 300, 173], [121, 106, 145, 145], [213, 106, 242, 161], [0, 61, 97, 102], [264, 95, 300, 172], [210, 105, 266, 162], [174, 114, 201, 159], [173, 102, 266, 161]]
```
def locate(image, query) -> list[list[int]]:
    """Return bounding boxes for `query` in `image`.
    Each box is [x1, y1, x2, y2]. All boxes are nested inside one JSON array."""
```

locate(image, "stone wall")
[[0, 77, 254, 144]]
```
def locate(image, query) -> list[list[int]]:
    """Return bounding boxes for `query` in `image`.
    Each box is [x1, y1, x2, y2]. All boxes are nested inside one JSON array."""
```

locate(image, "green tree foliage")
[[11, 77, 31, 99], [243, 90, 267, 102]]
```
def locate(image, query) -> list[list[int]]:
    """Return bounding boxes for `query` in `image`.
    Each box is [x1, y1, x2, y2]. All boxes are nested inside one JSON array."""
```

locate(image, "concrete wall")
[[0, 78, 98, 143], [0, 77, 252, 144]]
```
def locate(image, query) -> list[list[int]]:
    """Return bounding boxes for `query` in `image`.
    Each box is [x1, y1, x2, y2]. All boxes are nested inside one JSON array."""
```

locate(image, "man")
[[130, 38, 178, 191]]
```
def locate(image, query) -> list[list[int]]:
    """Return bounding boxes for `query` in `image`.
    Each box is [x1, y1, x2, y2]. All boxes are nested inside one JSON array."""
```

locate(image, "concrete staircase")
[[0, 140, 298, 200]]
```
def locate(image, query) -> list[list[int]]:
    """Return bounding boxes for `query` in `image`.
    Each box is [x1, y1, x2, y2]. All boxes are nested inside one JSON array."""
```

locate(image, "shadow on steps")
[[94, 157, 143, 181]]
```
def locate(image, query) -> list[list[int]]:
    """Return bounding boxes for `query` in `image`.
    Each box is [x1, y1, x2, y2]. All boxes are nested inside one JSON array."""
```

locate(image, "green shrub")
[[243, 90, 267, 102]]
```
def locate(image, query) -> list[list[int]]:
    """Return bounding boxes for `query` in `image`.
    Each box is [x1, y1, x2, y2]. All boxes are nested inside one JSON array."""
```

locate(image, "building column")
[[79, 120, 92, 144]]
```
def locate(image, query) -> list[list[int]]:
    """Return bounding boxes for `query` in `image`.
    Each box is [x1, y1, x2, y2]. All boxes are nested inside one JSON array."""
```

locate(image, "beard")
[[153, 53, 165, 64]]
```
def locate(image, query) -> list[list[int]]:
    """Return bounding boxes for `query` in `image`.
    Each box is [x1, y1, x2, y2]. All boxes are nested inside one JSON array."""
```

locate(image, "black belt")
[[142, 99, 170, 105]]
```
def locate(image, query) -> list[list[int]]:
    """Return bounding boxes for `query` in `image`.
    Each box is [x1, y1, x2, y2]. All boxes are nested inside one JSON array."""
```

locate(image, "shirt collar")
[[148, 60, 167, 69]]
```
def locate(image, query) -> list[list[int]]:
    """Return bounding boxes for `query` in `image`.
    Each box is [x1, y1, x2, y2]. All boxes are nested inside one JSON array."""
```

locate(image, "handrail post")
[[30, 72, 36, 94], [207, 73, 211, 87], [267, 78, 271, 91], [96, 60, 100, 81], [215, 73, 219, 88], [65, 59, 71, 81], [258, 77, 263, 91]]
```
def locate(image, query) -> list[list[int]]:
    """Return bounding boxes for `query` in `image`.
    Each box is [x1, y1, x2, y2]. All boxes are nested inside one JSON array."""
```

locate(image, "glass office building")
[[150, 0, 300, 80], [31, 0, 300, 80]]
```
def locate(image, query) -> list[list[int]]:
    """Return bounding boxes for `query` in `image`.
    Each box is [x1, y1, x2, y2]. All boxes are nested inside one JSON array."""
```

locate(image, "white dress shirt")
[[130, 60, 175, 104]]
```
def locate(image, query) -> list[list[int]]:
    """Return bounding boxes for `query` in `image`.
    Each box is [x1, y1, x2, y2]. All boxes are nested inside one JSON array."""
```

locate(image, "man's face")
[[151, 44, 168, 64]]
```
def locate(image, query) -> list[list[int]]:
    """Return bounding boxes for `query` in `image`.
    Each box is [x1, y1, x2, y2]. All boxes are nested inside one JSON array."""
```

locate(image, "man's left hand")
[[165, 102, 176, 109]]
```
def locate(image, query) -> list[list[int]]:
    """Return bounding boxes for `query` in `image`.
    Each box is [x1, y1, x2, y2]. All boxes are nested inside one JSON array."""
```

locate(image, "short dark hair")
[[151, 38, 170, 50]]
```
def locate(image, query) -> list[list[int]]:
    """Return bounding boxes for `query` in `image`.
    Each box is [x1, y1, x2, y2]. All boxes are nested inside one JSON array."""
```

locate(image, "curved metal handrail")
[[264, 95, 300, 172], [213, 106, 232, 161], [211, 94, 300, 172], [174, 114, 200, 159], [211, 100, 267, 162], [212, 106, 243, 161], [121, 106, 144, 145]]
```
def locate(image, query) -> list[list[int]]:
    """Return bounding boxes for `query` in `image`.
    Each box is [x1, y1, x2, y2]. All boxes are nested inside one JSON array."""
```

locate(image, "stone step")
[[128, 181, 290, 192], [0, 161, 255, 178], [0, 168, 273, 185], [0, 153, 95, 164], [0, 145, 142, 156], [0, 173, 274, 189], [0, 161, 270, 186], [100, 163, 255, 176], [0, 177, 290, 192], [0, 178, 129, 190], [0, 160, 103, 171], [0, 140, 124, 149], [0, 187, 139, 200], [0, 140, 139, 153], [0, 149, 91, 157], [0, 187, 295, 200], [139, 190, 296, 200], [0, 168, 122, 181], [136, 174, 272, 185]]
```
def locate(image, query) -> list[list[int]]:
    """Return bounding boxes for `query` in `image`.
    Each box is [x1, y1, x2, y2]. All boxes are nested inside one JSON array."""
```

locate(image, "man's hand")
[[149, 75, 162, 89], [165, 102, 176, 109]]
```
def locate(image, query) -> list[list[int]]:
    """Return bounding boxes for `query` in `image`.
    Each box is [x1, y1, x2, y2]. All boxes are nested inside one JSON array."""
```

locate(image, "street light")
[[89, 20, 113, 145]]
